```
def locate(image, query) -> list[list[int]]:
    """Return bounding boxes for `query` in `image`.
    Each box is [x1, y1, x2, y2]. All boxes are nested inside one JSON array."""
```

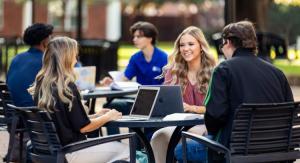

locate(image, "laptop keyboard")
[[118, 115, 148, 121]]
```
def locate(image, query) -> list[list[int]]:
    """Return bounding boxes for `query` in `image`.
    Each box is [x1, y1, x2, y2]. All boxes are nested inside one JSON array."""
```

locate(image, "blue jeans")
[[175, 135, 213, 163]]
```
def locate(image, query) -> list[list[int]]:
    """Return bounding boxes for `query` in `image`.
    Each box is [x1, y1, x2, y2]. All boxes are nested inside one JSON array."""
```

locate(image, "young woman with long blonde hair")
[[150, 26, 216, 163], [29, 36, 129, 163]]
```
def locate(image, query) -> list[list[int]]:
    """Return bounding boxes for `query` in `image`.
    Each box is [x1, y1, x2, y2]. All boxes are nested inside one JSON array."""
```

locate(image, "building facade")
[[0, 0, 121, 41]]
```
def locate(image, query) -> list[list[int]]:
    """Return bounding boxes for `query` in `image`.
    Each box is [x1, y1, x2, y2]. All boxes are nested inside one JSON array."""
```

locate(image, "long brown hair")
[[28, 36, 78, 112]]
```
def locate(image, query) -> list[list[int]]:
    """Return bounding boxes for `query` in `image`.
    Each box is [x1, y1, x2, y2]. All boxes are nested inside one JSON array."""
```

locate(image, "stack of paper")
[[163, 113, 204, 121], [109, 71, 124, 81], [110, 81, 140, 91]]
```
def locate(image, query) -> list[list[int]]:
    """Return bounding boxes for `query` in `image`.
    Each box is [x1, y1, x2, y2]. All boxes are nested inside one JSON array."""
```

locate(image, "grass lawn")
[[2, 43, 300, 77], [273, 59, 300, 76], [118, 42, 219, 69], [118, 43, 300, 76]]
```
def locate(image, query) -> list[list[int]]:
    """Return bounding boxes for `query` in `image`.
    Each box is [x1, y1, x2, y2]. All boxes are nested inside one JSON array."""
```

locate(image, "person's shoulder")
[[154, 47, 168, 56], [11, 51, 30, 63], [67, 82, 79, 91], [262, 59, 287, 77], [216, 60, 230, 69], [213, 60, 231, 76], [130, 50, 143, 60]]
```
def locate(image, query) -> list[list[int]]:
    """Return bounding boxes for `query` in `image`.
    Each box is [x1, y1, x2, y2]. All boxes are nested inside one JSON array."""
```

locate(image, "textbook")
[[110, 81, 140, 91], [109, 71, 124, 81], [163, 113, 204, 121]]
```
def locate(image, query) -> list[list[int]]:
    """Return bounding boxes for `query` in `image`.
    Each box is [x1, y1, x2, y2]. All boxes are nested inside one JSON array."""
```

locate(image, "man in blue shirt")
[[124, 47, 167, 85], [7, 23, 53, 107], [124, 21, 167, 84], [104, 21, 168, 136]]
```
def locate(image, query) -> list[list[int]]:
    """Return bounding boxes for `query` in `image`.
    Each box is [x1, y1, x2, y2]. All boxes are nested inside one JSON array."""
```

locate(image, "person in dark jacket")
[[204, 20, 294, 161]]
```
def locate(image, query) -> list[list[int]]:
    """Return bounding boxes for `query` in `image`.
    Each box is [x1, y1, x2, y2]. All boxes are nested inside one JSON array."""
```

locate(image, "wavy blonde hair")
[[28, 36, 78, 112], [165, 26, 216, 94]]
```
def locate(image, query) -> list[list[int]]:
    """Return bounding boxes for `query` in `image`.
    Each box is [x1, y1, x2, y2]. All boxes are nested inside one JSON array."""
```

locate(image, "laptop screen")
[[130, 87, 160, 116], [74, 66, 96, 90]]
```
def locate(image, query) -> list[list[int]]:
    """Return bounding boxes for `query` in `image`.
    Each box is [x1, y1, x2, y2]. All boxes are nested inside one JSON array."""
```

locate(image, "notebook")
[[117, 86, 160, 121], [74, 66, 96, 91]]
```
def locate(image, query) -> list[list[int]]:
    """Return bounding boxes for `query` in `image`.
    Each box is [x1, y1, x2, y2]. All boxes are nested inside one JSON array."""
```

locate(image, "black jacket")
[[204, 48, 294, 147]]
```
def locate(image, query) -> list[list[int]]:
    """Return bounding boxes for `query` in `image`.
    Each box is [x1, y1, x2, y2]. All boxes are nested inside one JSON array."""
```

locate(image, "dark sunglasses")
[[219, 39, 227, 51]]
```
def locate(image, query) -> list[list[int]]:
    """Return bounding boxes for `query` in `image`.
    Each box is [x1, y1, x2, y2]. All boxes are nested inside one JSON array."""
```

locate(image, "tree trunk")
[[226, 0, 271, 31], [237, 0, 270, 31]]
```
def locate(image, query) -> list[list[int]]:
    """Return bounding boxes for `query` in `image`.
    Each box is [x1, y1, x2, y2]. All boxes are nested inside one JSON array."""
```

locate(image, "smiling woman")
[[150, 26, 216, 163]]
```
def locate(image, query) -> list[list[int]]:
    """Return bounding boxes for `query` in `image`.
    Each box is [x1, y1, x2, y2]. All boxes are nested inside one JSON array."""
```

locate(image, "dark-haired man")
[[204, 21, 294, 161], [125, 21, 168, 84], [7, 23, 53, 107], [104, 21, 168, 137]]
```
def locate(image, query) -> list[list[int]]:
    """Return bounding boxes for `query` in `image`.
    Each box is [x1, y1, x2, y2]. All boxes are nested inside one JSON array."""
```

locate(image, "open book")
[[109, 71, 124, 81], [108, 71, 140, 90], [110, 81, 140, 91], [163, 113, 204, 121]]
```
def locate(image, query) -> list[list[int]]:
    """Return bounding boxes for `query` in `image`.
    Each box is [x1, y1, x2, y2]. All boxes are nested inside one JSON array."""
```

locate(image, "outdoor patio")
[[1, 86, 300, 163]]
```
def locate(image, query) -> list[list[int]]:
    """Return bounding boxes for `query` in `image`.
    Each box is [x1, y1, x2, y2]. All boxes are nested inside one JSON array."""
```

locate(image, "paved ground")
[[1, 86, 300, 162]]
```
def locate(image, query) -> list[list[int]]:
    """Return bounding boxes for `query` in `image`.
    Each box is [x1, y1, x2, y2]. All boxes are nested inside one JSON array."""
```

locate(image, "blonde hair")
[[28, 36, 78, 112], [166, 26, 216, 94]]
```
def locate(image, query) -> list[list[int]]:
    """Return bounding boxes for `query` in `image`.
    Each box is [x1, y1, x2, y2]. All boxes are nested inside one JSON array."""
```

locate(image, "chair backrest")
[[0, 82, 11, 108], [230, 102, 300, 157], [8, 104, 62, 156], [0, 83, 14, 123]]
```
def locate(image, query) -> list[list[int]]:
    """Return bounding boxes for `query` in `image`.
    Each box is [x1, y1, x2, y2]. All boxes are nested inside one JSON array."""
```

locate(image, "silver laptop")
[[118, 86, 160, 121], [74, 66, 96, 91]]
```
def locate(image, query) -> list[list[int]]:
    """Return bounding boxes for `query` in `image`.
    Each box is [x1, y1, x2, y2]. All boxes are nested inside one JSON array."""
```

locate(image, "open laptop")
[[143, 85, 185, 118], [118, 86, 160, 121], [74, 66, 96, 91]]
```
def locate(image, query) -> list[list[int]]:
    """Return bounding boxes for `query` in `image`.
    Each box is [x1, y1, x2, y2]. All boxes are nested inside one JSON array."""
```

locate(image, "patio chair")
[[8, 104, 137, 163], [182, 102, 300, 163], [0, 82, 26, 163], [0, 82, 8, 129]]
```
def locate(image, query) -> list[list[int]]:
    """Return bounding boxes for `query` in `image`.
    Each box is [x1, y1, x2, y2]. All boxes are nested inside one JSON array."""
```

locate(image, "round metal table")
[[106, 118, 204, 163]]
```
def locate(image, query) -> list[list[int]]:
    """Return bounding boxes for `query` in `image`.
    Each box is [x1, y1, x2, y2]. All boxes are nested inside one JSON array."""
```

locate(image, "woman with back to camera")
[[150, 26, 216, 163], [28, 36, 129, 163]]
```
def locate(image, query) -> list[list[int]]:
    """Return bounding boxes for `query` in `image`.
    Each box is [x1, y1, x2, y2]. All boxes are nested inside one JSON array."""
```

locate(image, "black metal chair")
[[0, 82, 8, 130], [0, 82, 27, 163], [182, 102, 300, 163], [8, 104, 137, 163]]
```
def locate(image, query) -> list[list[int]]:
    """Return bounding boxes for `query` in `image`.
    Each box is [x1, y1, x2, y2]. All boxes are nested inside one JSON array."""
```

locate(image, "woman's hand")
[[104, 109, 122, 121], [183, 102, 195, 113], [183, 102, 206, 114], [96, 108, 110, 116], [99, 77, 113, 86]]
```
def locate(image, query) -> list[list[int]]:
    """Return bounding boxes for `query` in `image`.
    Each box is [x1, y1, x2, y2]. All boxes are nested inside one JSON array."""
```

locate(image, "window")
[[48, 0, 64, 29], [48, 0, 88, 31]]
